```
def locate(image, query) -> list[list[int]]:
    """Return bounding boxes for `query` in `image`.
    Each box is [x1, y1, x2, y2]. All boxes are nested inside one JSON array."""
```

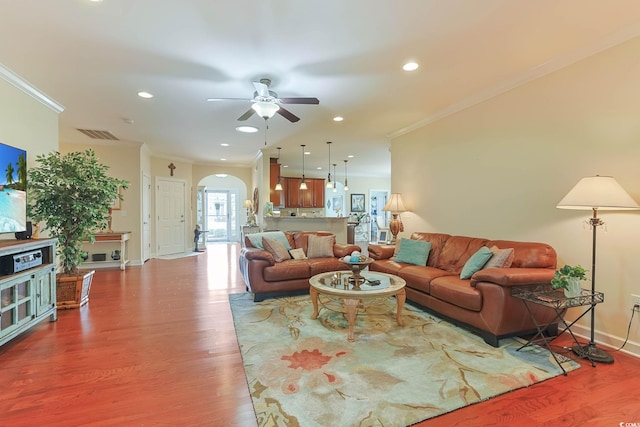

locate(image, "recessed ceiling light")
[[236, 126, 258, 133], [333, 116, 344, 122], [137, 91, 154, 99], [348, 155, 354, 158], [403, 62, 419, 71], [221, 143, 229, 147], [283, 165, 289, 168], [316, 167, 322, 170], [304, 151, 310, 155], [89, 0, 103, 2], [220, 158, 227, 161], [215, 174, 228, 178]]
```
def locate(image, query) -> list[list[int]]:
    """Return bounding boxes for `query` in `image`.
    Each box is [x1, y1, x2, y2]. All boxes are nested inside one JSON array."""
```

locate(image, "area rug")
[[229, 293, 579, 427]]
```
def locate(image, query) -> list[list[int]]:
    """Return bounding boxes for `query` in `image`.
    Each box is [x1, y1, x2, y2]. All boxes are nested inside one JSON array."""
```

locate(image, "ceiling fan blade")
[[253, 81, 270, 98], [207, 97, 252, 102], [279, 97, 320, 105], [277, 107, 300, 123], [237, 108, 256, 121]]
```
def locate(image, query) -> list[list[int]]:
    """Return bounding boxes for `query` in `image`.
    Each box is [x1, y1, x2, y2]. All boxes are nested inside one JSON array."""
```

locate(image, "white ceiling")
[[2, 0, 640, 178]]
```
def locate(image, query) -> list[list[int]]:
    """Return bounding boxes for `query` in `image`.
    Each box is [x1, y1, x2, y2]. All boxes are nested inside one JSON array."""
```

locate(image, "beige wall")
[[0, 72, 59, 241], [60, 142, 143, 262], [392, 36, 640, 356]]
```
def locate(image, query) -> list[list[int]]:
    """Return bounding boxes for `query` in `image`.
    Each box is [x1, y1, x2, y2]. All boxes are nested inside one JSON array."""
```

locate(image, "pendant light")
[[343, 159, 349, 191], [299, 145, 308, 190], [332, 163, 337, 192], [326, 141, 333, 188], [274, 147, 283, 191]]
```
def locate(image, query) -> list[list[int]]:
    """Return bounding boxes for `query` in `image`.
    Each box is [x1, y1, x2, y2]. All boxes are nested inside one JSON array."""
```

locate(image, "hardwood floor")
[[1, 243, 639, 426]]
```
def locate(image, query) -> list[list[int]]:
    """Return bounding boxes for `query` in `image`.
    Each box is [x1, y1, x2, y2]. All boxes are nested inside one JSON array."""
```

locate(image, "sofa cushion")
[[308, 257, 348, 276], [369, 259, 404, 276], [307, 234, 335, 258], [409, 232, 451, 267], [435, 236, 489, 273], [397, 265, 454, 294], [460, 246, 493, 279], [430, 275, 483, 312], [394, 238, 431, 266], [485, 240, 556, 269], [247, 231, 291, 250], [262, 237, 292, 262], [263, 260, 310, 282], [483, 246, 515, 269]]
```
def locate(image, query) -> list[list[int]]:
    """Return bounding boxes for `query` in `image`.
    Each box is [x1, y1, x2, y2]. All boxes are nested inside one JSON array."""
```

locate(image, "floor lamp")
[[557, 175, 639, 363], [382, 193, 407, 244]]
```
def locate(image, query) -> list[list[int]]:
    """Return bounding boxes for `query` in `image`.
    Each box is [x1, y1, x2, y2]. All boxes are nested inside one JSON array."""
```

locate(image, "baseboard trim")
[[569, 323, 639, 359]]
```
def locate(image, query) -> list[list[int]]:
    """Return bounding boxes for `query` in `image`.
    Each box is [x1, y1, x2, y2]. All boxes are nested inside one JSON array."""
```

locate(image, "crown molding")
[[388, 22, 640, 140], [0, 64, 64, 114]]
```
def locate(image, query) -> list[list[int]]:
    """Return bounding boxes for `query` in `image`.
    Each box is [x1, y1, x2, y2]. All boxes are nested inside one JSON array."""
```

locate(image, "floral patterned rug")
[[229, 293, 579, 427]]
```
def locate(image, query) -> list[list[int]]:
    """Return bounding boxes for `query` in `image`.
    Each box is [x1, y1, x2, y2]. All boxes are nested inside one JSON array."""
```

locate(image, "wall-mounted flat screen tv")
[[0, 142, 27, 233]]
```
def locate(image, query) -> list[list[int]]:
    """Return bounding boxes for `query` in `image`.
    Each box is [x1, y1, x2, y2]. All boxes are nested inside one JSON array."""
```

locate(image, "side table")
[[511, 284, 604, 375]]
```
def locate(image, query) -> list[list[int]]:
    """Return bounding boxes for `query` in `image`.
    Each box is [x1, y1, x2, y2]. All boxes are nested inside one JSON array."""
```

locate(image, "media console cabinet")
[[0, 238, 57, 347]]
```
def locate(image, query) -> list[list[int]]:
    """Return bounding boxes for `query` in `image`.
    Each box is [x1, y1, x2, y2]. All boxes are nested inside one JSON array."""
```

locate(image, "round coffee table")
[[309, 271, 406, 342]]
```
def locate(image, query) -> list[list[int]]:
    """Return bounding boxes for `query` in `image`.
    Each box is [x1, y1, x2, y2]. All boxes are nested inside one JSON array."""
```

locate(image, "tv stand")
[[0, 238, 57, 347]]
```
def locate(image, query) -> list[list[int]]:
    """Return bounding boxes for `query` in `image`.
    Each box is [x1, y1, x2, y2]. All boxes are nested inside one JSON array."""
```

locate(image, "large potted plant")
[[28, 149, 129, 308], [550, 264, 587, 298]]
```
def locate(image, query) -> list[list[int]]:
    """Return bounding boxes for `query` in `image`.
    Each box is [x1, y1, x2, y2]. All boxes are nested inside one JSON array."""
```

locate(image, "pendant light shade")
[[326, 141, 333, 188], [299, 144, 307, 190], [343, 159, 349, 191]]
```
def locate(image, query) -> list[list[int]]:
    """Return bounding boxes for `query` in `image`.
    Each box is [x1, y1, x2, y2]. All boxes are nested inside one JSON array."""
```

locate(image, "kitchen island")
[[263, 216, 348, 243]]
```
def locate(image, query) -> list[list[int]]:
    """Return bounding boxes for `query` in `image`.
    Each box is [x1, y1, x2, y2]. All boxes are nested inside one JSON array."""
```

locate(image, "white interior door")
[[142, 173, 151, 261], [156, 178, 186, 256]]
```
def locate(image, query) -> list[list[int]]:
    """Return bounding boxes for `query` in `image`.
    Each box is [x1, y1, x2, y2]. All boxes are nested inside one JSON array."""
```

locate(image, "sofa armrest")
[[240, 247, 275, 265], [334, 243, 362, 258], [368, 244, 396, 260], [470, 268, 554, 288]]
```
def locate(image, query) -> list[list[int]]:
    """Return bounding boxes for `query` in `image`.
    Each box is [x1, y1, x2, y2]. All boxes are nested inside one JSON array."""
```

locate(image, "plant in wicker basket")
[[27, 149, 129, 308]]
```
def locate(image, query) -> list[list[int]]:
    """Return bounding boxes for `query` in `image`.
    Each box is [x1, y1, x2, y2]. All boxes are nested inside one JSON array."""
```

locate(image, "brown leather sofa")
[[369, 232, 558, 347], [239, 231, 361, 301]]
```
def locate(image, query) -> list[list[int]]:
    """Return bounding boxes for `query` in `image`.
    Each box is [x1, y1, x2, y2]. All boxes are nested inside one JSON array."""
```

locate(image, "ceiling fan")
[[207, 78, 319, 123]]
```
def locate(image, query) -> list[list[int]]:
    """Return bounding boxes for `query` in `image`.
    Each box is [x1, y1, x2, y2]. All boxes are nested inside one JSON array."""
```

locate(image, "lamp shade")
[[243, 199, 252, 209], [251, 101, 280, 119], [557, 175, 640, 211], [382, 193, 407, 213]]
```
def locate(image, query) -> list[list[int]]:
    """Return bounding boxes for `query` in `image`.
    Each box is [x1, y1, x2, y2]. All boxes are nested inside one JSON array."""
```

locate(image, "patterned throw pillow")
[[289, 248, 307, 260], [248, 231, 291, 250], [307, 234, 334, 258], [483, 246, 515, 269], [262, 237, 292, 263]]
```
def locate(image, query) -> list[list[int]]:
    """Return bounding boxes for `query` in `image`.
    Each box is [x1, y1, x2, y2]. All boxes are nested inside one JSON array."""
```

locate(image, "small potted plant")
[[551, 264, 587, 298]]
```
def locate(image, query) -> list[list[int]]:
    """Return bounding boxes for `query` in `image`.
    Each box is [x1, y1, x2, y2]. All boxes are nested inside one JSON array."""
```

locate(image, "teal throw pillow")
[[248, 231, 291, 250], [394, 238, 431, 266], [460, 246, 493, 279]]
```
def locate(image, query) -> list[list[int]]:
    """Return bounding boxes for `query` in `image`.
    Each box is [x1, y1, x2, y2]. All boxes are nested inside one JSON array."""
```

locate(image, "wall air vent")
[[76, 129, 119, 140]]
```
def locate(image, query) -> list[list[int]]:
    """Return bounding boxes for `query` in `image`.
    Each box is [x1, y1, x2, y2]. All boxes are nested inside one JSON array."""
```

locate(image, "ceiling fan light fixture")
[[252, 101, 280, 119]]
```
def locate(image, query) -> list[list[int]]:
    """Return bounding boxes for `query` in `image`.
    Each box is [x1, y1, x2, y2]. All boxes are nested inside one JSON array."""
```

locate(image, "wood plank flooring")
[[1, 243, 639, 426]]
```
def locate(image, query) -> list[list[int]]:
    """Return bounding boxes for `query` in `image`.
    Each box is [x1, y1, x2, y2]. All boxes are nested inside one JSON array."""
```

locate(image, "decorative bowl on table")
[[339, 254, 375, 287]]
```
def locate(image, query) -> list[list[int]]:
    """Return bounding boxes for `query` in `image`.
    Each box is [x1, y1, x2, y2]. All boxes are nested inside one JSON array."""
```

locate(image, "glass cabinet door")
[[0, 274, 34, 335]]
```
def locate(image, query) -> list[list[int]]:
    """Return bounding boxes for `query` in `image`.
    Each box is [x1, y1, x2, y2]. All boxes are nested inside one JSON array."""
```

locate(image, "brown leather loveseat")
[[239, 231, 361, 301], [369, 232, 559, 346]]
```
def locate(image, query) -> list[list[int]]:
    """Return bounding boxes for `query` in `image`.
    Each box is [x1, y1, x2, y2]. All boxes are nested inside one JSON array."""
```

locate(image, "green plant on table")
[[550, 264, 587, 290]]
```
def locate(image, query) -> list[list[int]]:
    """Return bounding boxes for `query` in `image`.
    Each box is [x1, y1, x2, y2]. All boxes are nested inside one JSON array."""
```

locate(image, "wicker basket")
[[56, 270, 95, 309]]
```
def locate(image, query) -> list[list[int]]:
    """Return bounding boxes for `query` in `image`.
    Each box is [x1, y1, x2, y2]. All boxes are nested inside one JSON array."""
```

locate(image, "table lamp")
[[382, 193, 407, 244], [557, 175, 639, 363]]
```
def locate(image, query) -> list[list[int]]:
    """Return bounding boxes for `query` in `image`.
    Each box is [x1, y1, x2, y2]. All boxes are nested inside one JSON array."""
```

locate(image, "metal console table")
[[511, 284, 604, 375]]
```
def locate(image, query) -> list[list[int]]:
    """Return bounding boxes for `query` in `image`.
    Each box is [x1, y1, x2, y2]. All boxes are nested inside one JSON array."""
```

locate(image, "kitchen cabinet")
[[283, 177, 325, 208]]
